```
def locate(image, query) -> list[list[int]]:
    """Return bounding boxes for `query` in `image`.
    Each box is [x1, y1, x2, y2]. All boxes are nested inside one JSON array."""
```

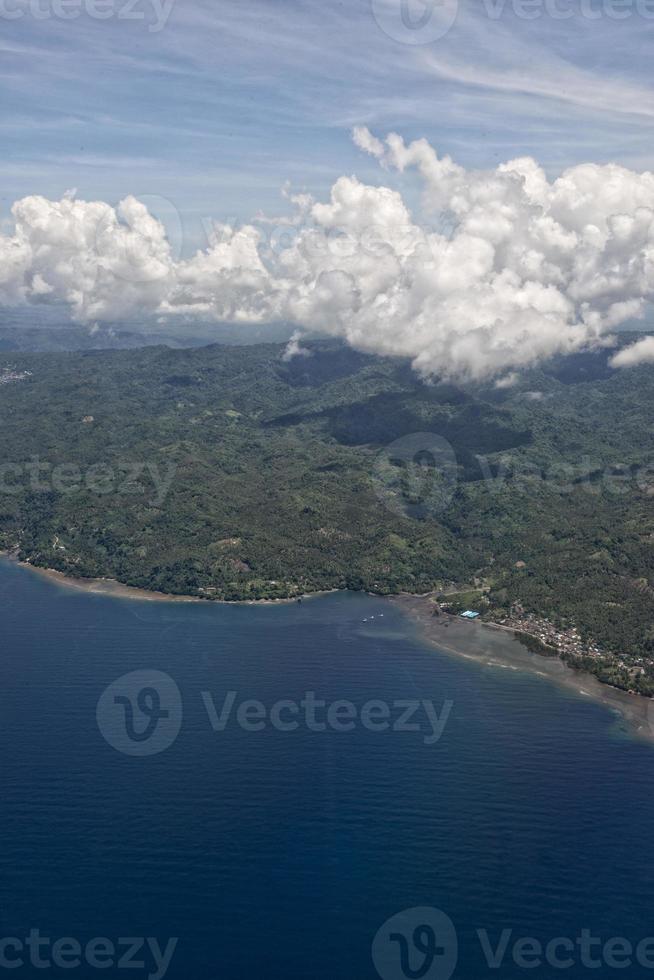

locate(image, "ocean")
[[2, 556, 654, 979]]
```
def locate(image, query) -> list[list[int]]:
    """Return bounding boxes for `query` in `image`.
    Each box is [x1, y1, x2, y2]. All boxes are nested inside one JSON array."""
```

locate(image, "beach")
[[0, 553, 203, 603], [0, 552, 337, 606], [390, 593, 654, 743], [3, 551, 652, 741]]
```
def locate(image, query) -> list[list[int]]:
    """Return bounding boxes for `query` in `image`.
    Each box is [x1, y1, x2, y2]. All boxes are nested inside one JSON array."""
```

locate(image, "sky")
[[3, 0, 654, 248], [3, 0, 654, 378]]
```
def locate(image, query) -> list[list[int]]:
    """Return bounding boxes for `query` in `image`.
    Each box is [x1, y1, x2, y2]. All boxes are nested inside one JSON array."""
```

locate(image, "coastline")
[[389, 593, 654, 743], [0, 552, 337, 606], [3, 552, 652, 741]]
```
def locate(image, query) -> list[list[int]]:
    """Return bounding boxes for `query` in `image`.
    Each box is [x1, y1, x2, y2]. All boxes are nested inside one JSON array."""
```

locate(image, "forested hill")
[[1, 337, 654, 688]]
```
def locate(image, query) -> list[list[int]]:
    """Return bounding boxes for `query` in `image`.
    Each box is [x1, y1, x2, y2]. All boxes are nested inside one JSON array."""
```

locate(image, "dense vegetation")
[[1, 336, 654, 690]]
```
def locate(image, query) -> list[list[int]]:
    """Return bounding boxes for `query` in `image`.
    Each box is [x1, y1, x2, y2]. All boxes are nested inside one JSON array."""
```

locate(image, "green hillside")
[[2, 338, 654, 691]]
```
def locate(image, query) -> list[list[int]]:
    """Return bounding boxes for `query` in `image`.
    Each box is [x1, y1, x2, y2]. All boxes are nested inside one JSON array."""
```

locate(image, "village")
[[481, 603, 654, 696], [492, 604, 605, 660], [433, 571, 653, 693], [437, 585, 610, 663]]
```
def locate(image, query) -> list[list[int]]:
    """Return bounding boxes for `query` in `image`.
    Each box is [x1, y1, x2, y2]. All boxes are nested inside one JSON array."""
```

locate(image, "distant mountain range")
[[0, 306, 295, 352]]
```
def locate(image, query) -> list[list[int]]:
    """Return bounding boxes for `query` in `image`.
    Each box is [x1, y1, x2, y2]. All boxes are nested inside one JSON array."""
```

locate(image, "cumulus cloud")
[[610, 336, 654, 369], [1, 194, 173, 320], [3, 129, 654, 379]]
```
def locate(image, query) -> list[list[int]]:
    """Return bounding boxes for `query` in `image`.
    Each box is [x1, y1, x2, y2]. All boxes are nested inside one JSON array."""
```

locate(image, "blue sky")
[[2, 0, 654, 251]]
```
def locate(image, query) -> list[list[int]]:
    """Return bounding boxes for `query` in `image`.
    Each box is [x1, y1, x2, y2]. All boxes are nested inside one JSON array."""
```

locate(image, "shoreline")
[[3, 553, 652, 741], [389, 593, 654, 743], [0, 552, 338, 606]]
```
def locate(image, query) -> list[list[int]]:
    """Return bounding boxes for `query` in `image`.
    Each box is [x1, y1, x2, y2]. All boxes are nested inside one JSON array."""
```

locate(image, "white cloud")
[[4, 129, 654, 379], [610, 335, 654, 368], [282, 330, 312, 362], [495, 372, 520, 389]]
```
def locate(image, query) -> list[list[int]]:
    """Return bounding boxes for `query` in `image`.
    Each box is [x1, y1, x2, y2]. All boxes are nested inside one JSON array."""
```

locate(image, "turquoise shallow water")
[[1, 557, 654, 979]]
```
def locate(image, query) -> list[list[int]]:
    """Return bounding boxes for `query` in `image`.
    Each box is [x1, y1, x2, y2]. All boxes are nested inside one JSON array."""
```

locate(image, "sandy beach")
[[0, 552, 337, 606], [390, 593, 654, 743]]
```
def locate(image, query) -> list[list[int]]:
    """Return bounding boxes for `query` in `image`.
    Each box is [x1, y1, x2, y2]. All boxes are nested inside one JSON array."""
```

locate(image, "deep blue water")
[[2, 558, 654, 979]]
